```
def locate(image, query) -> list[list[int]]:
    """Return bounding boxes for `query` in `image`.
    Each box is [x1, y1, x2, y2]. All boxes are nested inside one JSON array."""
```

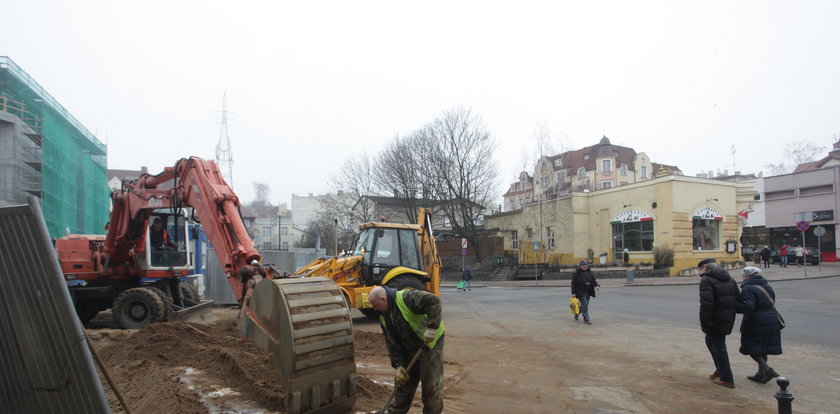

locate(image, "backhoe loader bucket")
[[238, 276, 356, 414]]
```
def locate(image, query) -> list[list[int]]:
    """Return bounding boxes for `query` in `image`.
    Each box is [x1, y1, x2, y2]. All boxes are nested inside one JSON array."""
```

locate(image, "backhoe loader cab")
[[354, 225, 425, 288]]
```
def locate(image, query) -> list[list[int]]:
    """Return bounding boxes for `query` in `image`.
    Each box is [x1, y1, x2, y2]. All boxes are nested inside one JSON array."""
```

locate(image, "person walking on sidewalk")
[[735, 266, 782, 384], [571, 260, 600, 325], [461, 266, 472, 291], [779, 243, 789, 267], [698, 258, 739, 388], [795, 245, 805, 267], [760, 246, 771, 268]]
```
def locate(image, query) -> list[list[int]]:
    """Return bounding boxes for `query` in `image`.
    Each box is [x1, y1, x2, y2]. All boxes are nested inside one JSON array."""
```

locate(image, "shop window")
[[612, 220, 654, 251], [511, 230, 519, 250], [693, 219, 720, 250]]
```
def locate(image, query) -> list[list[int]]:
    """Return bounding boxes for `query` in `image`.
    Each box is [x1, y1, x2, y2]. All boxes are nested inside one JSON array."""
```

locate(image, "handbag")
[[755, 285, 785, 329], [569, 296, 580, 315]]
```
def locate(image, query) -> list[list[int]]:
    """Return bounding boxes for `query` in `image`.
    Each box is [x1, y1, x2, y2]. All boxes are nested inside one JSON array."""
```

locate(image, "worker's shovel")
[[378, 347, 424, 414]]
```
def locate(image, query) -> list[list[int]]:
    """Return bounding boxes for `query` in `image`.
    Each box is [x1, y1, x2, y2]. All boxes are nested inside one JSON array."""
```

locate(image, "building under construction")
[[0, 56, 108, 237]]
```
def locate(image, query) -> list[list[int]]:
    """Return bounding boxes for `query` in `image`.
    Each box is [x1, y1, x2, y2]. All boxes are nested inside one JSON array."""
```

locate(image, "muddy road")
[[87, 278, 838, 413]]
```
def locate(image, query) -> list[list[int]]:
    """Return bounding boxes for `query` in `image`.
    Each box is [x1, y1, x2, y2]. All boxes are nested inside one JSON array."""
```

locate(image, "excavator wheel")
[[112, 287, 168, 329], [239, 277, 356, 414], [384, 274, 426, 291], [179, 283, 200, 306]]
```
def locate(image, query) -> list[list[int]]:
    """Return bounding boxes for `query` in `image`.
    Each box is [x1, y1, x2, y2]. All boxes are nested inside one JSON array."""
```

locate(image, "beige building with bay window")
[[486, 174, 754, 275]]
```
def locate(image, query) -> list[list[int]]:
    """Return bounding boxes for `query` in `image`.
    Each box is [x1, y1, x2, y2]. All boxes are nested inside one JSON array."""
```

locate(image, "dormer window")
[[583, 154, 590, 161], [554, 158, 562, 167], [620, 164, 628, 175]]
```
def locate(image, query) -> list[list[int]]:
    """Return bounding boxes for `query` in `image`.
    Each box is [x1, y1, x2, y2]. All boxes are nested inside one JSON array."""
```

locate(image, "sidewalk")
[[443, 261, 840, 289]]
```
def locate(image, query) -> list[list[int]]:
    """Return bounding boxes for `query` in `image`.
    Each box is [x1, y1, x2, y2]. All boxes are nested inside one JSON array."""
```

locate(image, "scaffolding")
[[0, 56, 108, 237]]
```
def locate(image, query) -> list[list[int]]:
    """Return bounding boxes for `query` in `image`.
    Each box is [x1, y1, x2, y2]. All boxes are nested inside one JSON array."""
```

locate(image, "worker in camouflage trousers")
[[369, 286, 445, 414]]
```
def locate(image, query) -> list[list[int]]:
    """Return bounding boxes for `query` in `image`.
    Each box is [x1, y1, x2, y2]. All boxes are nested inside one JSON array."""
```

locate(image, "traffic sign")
[[461, 238, 468, 249], [814, 225, 826, 237], [533, 241, 539, 251], [795, 220, 810, 232]]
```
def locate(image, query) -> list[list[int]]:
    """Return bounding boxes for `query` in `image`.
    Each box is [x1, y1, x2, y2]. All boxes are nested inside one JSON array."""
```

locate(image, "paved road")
[[433, 276, 840, 413]]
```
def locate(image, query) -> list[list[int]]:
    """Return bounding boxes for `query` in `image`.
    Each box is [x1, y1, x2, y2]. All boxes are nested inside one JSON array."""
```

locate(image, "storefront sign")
[[794, 210, 833, 222], [693, 206, 722, 221], [610, 210, 653, 224]]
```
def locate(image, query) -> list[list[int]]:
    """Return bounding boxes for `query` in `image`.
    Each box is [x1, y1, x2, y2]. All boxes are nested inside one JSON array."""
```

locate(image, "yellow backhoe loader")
[[294, 208, 441, 318]]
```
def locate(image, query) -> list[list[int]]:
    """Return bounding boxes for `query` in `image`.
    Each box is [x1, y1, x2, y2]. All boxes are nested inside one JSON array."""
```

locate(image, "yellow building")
[[487, 174, 754, 275]]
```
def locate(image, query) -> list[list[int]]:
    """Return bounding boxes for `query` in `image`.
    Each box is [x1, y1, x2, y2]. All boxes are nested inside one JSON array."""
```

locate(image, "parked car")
[[771, 247, 820, 265]]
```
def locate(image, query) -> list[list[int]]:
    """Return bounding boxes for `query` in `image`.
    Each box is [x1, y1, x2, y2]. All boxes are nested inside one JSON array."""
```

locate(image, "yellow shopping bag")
[[569, 296, 580, 314]]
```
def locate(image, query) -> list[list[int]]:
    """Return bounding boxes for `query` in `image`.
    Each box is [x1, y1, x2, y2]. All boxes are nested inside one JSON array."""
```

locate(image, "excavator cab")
[[143, 209, 192, 270]]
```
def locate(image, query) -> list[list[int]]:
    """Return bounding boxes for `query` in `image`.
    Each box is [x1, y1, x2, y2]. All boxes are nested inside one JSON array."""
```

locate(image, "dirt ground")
[[88, 302, 790, 414]]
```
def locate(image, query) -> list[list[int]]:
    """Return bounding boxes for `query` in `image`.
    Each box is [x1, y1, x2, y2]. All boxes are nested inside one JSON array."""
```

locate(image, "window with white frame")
[[281, 242, 289, 251], [641, 166, 648, 178], [601, 159, 612, 173], [262, 226, 271, 237], [556, 171, 566, 183], [620, 164, 628, 175], [281, 227, 288, 235], [546, 226, 555, 248], [577, 167, 586, 179], [526, 227, 533, 239], [511, 230, 519, 249], [263, 242, 272, 250], [602, 180, 613, 189]]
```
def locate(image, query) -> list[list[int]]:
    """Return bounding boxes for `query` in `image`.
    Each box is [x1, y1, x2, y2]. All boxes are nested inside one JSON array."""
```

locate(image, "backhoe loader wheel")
[[112, 287, 168, 329], [384, 274, 426, 291]]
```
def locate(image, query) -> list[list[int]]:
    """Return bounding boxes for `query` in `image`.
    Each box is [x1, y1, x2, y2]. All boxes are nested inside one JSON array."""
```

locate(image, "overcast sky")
[[3, 1, 839, 206]]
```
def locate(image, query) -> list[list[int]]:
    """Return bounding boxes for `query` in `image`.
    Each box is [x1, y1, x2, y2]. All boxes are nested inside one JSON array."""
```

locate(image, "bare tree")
[[789, 141, 825, 165], [300, 213, 356, 256], [419, 107, 499, 261], [533, 121, 555, 158], [764, 141, 827, 176], [245, 182, 277, 217], [374, 132, 431, 223]]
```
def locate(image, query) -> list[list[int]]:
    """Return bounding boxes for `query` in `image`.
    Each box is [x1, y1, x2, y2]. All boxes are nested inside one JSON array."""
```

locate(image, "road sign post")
[[795, 220, 810, 277], [461, 238, 467, 274], [814, 226, 826, 271], [533, 241, 539, 286]]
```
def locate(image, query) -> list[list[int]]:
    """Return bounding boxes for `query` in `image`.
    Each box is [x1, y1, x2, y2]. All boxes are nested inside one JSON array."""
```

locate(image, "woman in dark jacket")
[[736, 266, 782, 383], [571, 260, 600, 325]]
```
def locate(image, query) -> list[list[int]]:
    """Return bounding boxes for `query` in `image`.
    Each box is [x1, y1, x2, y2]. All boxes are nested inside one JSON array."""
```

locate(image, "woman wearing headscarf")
[[735, 266, 782, 383]]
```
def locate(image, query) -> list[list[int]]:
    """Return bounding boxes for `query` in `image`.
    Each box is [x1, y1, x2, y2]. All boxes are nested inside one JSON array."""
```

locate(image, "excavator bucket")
[[238, 276, 356, 414]]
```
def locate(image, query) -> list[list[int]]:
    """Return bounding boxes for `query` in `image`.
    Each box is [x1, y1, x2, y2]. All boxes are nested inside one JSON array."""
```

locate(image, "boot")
[[761, 368, 779, 384]]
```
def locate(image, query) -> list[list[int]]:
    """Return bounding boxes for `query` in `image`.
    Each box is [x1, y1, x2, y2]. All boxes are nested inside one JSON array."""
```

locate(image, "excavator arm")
[[417, 208, 441, 295]]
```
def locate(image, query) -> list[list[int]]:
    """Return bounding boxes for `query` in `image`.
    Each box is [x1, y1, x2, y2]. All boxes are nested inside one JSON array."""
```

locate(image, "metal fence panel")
[[204, 248, 238, 305], [0, 198, 110, 414]]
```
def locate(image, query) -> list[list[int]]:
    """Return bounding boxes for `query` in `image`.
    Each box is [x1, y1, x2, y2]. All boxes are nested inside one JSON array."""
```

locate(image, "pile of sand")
[[92, 321, 392, 413]]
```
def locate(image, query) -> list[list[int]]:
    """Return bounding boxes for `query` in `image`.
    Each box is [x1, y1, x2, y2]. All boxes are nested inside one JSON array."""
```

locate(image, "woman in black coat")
[[735, 266, 782, 383]]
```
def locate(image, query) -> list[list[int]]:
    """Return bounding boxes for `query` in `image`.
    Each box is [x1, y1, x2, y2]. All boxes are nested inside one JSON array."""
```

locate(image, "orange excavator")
[[56, 157, 355, 414]]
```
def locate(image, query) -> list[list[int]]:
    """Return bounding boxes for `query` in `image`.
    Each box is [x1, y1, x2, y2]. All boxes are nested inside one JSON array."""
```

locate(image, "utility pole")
[[216, 92, 234, 187]]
